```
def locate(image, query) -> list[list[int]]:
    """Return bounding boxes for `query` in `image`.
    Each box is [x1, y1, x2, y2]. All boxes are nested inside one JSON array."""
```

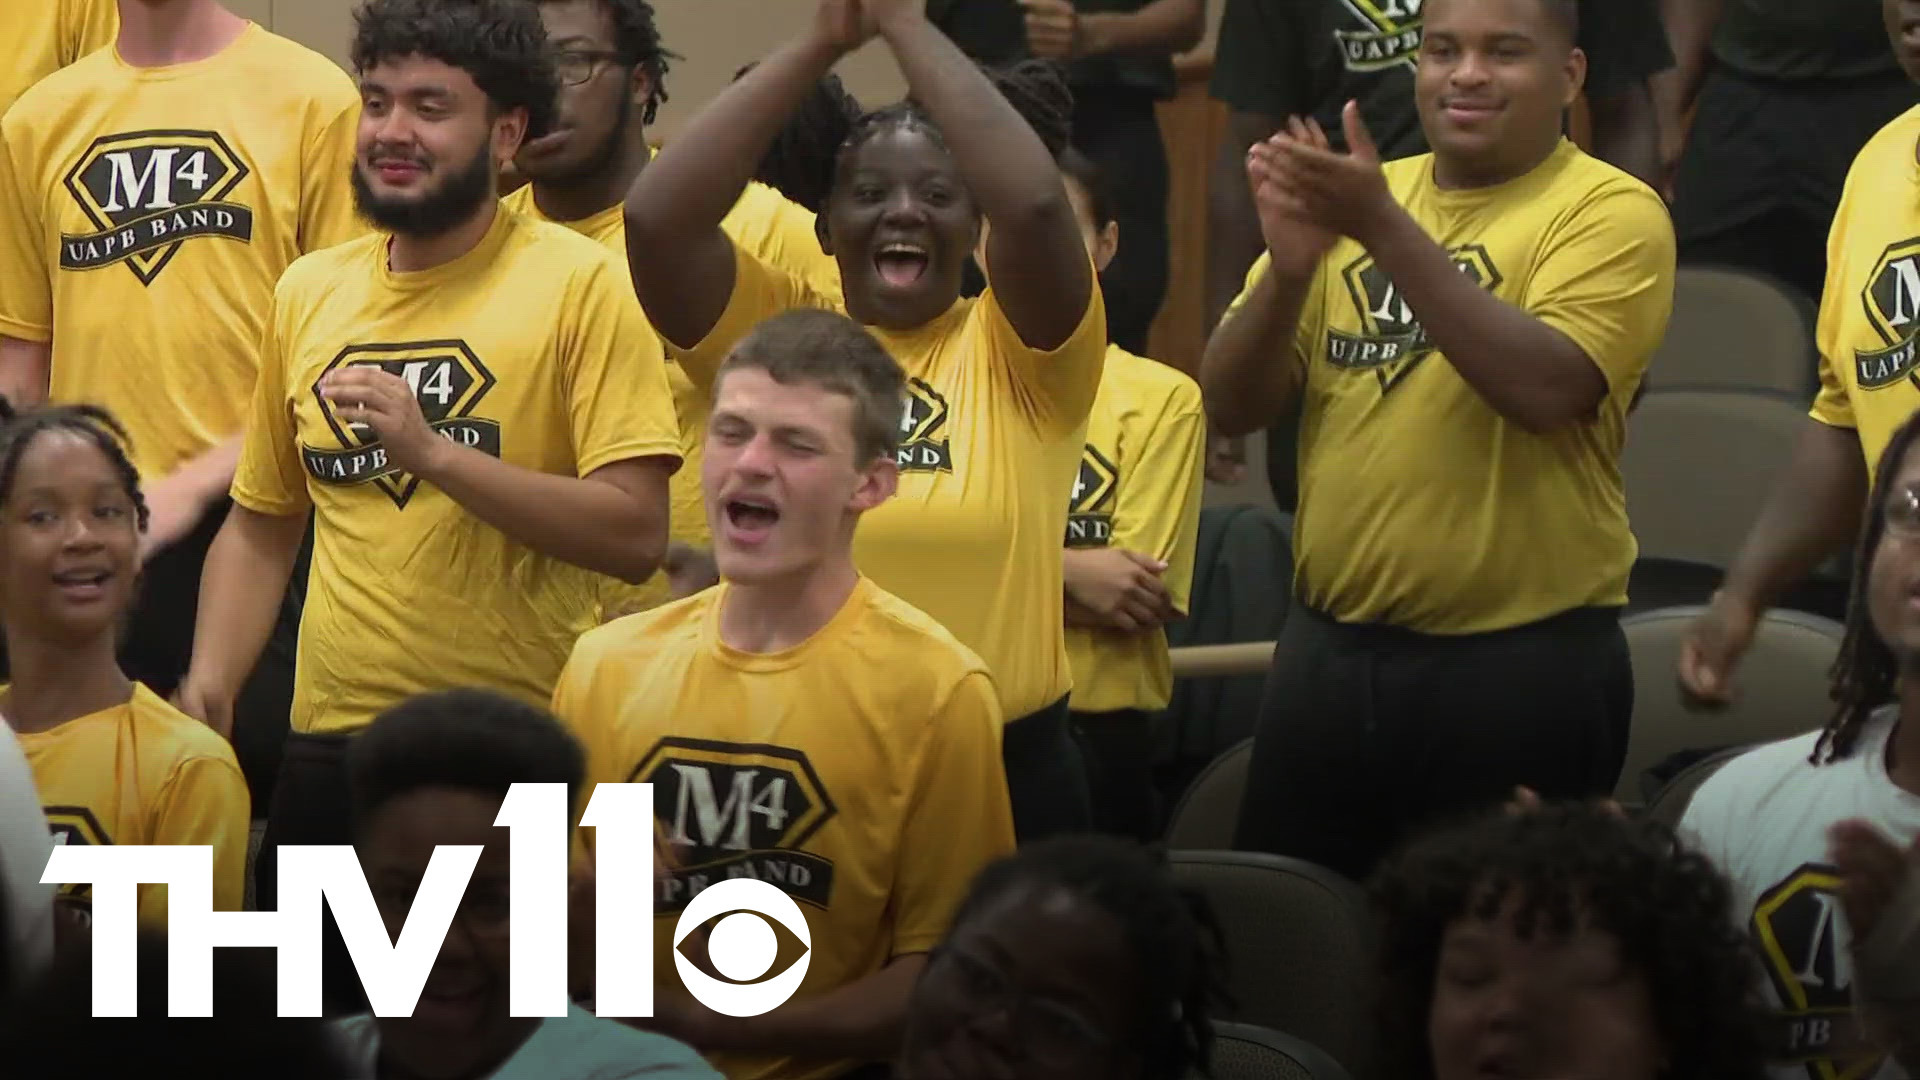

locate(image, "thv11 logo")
[[40, 782, 812, 1019]]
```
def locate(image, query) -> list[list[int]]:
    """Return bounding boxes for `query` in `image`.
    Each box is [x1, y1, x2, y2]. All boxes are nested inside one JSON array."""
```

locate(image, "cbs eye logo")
[[673, 878, 813, 1016]]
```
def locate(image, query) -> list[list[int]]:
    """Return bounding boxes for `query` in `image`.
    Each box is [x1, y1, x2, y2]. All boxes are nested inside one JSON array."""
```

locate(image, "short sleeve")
[[148, 753, 252, 919], [1109, 377, 1207, 615], [1521, 184, 1676, 400], [1577, 0, 1675, 100], [1210, 0, 1306, 119], [560, 256, 683, 477], [0, 128, 53, 343], [722, 183, 842, 307], [1225, 251, 1322, 388], [667, 242, 828, 394], [299, 90, 371, 253], [890, 671, 1013, 955], [1813, 180, 1861, 430], [979, 264, 1108, 433], [230, 283, 313, 515]]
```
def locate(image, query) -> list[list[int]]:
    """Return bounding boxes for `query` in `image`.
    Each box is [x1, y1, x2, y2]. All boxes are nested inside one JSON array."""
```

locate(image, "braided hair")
[[944, 836, 1222, 1080], [0, 401, 149, 534], [1815, 407, 1920, 763], [747, 57, 1074, 216]]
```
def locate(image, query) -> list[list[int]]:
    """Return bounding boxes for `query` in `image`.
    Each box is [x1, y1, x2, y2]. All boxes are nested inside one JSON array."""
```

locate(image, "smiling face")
[[702, 365, 896, 588], [1867, 440, 1920, 659], [0, 430, 141, 648], [360, 787, 533, 1079], [1414, 0, 1583, 185], [823, 122, 980, 330], [515, 0, 645, 182], [354, 54, 522, 237], [1427, 893, 1665, 1080]]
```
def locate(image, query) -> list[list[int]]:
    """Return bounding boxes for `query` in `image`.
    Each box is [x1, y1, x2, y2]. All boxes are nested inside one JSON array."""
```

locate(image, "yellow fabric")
[[1230, 140, 1673, 633], [1811, 104, 1920, 474], [231, 207, 682, 734], [669, 243, 1105, 718], [1064, 345, 1205, 713], [0, 0, 117, 116], [14, 683, 249, 926], [501, 178, 840, 617], [0, 24, 364, 483], [553, 577, 1014, 1080]]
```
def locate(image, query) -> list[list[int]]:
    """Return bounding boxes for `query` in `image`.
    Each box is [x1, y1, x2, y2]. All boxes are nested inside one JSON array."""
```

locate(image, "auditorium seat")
[[1622, 389, 1805, 570], [1166, 738, 1253, 849], [1193, 1022, 1355, 1080], [1646, 266, 1817, 397], [1645, 744, 1750, 831], [1169, 851, 1376, 1080], [1616, 604, 1841, 808]]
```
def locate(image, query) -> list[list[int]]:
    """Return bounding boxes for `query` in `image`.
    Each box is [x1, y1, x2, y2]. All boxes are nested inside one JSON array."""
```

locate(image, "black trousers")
[[0, 497, 302, 812], [1002, 695, 1093, 843], [1069, 708, 1159, 841], [1674, 67, 1918, 303], [1071, 89, 1170, 356], [1233, 603, 1633, 884], [254, 730, 365, 1017]]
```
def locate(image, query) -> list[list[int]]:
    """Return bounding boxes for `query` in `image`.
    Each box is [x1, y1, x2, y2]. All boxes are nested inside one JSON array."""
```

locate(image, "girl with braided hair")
[[0, 402, 249, 929], [626, 0, 1101, 841], [1680, 407, 1920, 1080]]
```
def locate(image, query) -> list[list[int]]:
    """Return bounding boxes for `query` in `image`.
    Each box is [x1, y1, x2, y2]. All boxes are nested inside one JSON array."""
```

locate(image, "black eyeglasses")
[[552, 48, 625, 87]]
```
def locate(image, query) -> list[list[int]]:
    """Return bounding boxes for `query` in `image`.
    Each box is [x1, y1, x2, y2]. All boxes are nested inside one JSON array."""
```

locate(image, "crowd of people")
[[0, 0, 1914, 1078]]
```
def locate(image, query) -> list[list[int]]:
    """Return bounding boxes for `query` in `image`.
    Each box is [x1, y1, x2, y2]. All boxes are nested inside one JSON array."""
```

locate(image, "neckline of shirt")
[[108, 21, 260, 82], [705, 576, 873, 672]]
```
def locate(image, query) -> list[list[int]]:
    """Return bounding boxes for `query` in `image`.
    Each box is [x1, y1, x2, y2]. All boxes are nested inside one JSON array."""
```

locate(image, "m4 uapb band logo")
[[305, 341, 500, 509], [1331, 243, 1500, 393], [59, 130, 254, 285], [1335, 0, 1424, 72], [898, 378, 955, 473], [1854, 238, 1920, 391], [631, 736, 838, 915], [43, 804, 111, 914], [1065, 445, 1118, 548], [1750, 863, 1890, 1080]]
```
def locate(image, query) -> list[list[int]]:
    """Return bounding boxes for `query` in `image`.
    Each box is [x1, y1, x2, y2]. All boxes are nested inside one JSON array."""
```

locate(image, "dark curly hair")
[[351, 0, 560, 140], [539, 0, 678, 125], [1371, 804, 1770, 1080], [945, 836, 1223, 1080], [1816, 407, 1920, 763], [747, 57, 1073, 215], [0, 400, 149, 534]]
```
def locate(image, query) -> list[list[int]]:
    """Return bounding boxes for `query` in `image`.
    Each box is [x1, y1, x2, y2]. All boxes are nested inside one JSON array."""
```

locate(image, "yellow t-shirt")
[[231, 207, 683, 735], [1065, 345, 1206, 713], [0, 0, 117, 117], [14, 683, 250, 927], [671, 245, 1106, 719], [501, 177, 840, 617], [1810, 104, 1920, 474], [553, 577, 1014, 1080], [0, 23, 364, 484], [1230, 139, 1674, 633]]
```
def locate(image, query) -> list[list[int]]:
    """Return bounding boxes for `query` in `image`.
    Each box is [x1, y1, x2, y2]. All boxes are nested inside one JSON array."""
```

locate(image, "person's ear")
[[1093, 220, 1119, 275], [494, 106, 530, 167], [1562, 47, 1588, 109], [849, 454, 898, 512], [816, 212, 835, 257], [630, 65, 655, 116]]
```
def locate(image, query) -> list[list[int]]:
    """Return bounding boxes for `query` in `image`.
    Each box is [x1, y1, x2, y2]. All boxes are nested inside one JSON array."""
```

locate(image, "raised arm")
[[623, 2, 869, 350], [874, 1, 1091, 350]]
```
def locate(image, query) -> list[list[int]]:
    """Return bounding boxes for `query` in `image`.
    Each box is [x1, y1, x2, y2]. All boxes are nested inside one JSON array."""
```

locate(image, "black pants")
[[1002, 695, 1092, 843], [1072, 90, 1170, 355], [1674, 67, 1918, 302], [1069, 708, 1159, 841], [1233, 603, 1633, 884], [255, 730, 365, 1017], [0, 497, 302, 812]]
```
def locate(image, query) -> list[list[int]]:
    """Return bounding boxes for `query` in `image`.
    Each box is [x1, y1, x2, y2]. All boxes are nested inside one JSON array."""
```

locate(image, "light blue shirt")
[[332, 1004, 721, 1080]]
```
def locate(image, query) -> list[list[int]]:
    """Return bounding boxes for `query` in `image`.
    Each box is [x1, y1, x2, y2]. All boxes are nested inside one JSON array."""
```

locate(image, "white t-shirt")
[[0, 720, 54, 986], [332, 1003, 721, 1080], [1682, 708, 1919, 1080]]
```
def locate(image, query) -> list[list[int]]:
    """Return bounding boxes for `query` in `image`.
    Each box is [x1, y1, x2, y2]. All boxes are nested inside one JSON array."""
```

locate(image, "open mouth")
[[723, 495, 781, 544], [51, 568, 111, 601], [874, 242, 931, 290]]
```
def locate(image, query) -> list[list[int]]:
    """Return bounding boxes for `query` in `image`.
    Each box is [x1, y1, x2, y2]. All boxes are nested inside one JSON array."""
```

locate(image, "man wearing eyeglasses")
[[510, 0, 842, 620]]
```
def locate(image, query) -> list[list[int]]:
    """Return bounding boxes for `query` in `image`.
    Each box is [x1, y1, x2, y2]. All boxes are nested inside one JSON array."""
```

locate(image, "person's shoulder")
[[517, 1006, 720, 1080], [1384, 152, 1437, 195], [500, 184, 538, 218], [279, 231, 383, 293], [1104, 345, 1202, 411], [237, 26, 359, 99], [127, 686, 241, 769], [1841, 104, 1920, 194], [4, 47, 119, 131], [855, 581, 994, 685], [505, 210, 627, 283], [1688, 727, 1835, 817], [572, 590, 717, 668]]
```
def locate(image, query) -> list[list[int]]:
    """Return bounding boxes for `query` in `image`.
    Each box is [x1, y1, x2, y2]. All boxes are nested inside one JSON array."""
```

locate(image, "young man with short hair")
[[511, 0, 840, 619], [177, 0, 681, 1011], [1201, 0, 1675, 882], [553, 309, 1016, 1080], [0, 0, 363, 808], [333, 688, 719, 1080]]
